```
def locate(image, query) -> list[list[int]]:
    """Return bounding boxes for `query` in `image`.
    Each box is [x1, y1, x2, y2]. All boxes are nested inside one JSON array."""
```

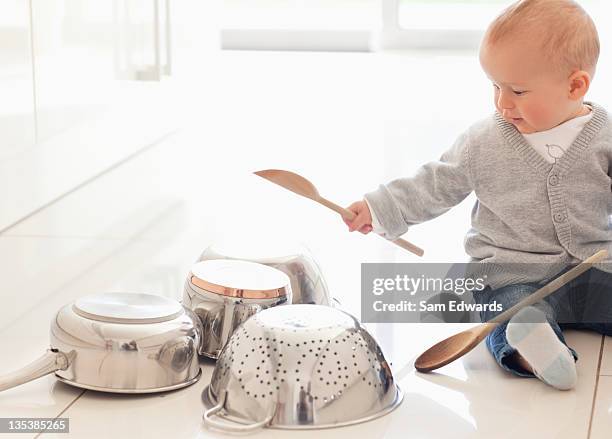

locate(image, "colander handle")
[[203, 391, 275, 433]]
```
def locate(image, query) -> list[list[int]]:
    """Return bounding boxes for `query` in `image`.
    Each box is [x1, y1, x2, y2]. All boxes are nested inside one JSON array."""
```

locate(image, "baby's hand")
[[343, 200, 373, 234]]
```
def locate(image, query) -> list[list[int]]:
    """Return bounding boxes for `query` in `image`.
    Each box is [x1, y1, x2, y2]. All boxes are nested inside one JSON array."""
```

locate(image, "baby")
[[346, 0, 612, 390]]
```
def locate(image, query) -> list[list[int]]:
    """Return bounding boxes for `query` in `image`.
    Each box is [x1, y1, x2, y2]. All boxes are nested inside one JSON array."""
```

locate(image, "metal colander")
[[203, 304, 402, 431]]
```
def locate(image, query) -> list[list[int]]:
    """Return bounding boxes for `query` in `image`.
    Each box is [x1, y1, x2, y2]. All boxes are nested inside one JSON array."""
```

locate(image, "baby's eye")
[[492, 84, 500, 90], [513, 90, 527, 96]]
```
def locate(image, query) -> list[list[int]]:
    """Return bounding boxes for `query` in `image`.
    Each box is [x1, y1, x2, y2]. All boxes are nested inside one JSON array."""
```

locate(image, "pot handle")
[[203, 391, 275, 433], [0, 349, 72, 392]]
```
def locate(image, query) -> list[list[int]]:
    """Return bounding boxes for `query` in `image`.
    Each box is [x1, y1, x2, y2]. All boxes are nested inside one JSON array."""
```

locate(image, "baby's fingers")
[[360, 225, 373, 234]]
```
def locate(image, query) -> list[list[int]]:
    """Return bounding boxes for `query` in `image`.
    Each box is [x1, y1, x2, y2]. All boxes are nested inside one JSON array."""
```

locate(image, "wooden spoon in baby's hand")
[[254, 169, 424, 257]]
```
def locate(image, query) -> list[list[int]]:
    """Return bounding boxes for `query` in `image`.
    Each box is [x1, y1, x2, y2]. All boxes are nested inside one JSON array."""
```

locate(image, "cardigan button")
[[548, 174, 559, 186], [554, 213, 566, 222]]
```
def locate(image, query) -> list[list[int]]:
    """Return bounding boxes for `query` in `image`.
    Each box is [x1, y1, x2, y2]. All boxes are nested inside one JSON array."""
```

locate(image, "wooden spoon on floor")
[[254, 169, 424, 257], [414, 249, 608, 372]]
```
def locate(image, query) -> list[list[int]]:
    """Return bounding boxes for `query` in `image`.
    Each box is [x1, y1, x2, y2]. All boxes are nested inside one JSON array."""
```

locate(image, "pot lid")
[[189, 259, 290, 299], [73, 292, 184, 324]]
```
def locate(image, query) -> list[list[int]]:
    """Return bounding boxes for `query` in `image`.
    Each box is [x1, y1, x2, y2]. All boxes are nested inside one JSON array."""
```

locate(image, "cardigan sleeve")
[[363, 131, 474, 240]]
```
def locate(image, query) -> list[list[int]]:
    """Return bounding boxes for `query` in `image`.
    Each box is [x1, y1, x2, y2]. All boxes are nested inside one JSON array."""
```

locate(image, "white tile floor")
[[1, 49, 611, 438]]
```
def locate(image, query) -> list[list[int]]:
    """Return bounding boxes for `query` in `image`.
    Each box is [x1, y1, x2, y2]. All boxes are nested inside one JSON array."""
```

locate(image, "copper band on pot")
[[189, 273, 289, 299]]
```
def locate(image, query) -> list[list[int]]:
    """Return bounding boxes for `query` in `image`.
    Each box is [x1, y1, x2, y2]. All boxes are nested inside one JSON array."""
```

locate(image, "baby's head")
[[479, 0, 599, 133]]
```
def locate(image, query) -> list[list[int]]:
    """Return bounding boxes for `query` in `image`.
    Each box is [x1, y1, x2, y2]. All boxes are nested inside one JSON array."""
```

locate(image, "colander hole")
[[320, 362, 323, 366], [296, 378, 300, 381], [276, 386, 280, 390], [239, 370, 242, 374], [281, 379, 285, 382], [297, 361, 301, 365], [344, 384, 347, 387], [328, 371, 332, 375], [256, 374, 259, 378], [354, 363, 357, 366], [269, 391, 273, 395], [319, 378, 323, 381], [345, 375, 348, 378], [302, 354, 306, 358], [260, 380, 264, 384], [267, 381, 270, 385], [295, 369, 299, 373], [362, 377, 366, 381], [326, 382, 329, 385]]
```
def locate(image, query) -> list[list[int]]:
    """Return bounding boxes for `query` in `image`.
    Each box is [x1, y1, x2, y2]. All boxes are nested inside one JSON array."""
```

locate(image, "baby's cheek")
[[525, 103, 554, 129]]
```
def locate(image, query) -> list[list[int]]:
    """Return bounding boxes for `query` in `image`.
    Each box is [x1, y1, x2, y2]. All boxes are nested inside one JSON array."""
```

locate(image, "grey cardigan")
[[364, 102, 612, 289]]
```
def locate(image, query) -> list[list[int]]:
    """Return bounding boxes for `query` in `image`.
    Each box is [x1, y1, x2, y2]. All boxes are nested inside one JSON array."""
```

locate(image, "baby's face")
[[479, 39, 580, 134]]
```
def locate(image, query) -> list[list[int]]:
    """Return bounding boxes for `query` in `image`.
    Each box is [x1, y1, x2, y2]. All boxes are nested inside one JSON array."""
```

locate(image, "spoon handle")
[[318, 197, 425, 257], [489, 249, 608, 324]]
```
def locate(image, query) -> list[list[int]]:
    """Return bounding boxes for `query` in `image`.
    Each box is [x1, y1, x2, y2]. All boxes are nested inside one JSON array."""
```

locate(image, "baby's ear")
[[568, 70, 591, 100]]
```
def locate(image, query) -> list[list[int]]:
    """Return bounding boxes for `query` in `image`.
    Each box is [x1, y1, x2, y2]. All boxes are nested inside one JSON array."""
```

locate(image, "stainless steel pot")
[[198, 240, 334, 306], [183, 259, 291, 359], [202, 304, 403, 431], [0, 293, 202, 393]]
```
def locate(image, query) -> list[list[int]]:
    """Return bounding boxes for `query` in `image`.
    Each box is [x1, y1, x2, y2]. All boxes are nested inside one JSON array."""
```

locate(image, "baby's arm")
[[350, 131, 474, 240]]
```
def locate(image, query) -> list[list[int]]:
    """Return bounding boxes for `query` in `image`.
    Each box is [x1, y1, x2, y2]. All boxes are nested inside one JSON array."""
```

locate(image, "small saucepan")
[[0, 292, 203, 394]]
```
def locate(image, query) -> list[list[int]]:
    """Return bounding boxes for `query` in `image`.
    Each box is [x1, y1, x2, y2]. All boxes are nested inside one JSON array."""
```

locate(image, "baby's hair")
[[484, 0, 600, 76]]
